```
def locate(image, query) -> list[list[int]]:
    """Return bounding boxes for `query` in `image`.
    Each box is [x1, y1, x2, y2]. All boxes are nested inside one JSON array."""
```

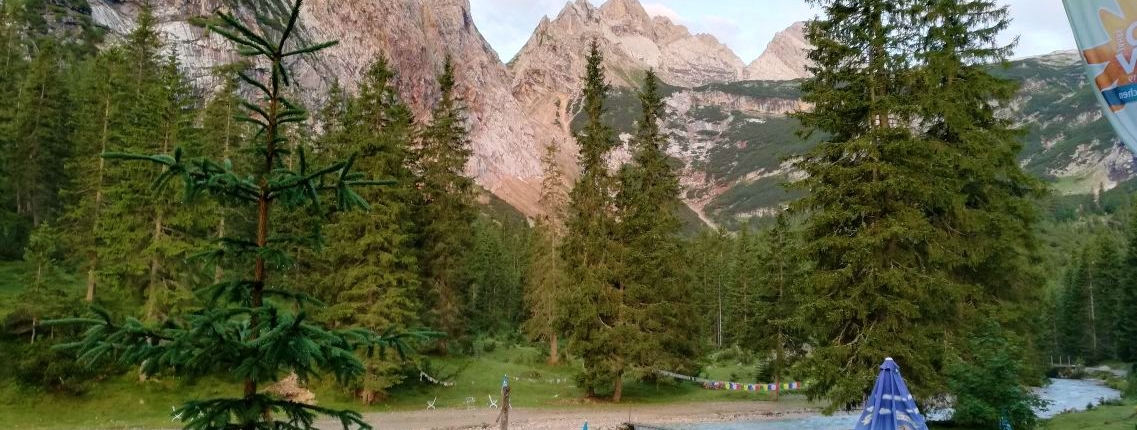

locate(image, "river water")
[[660, 379, 1120, 430]]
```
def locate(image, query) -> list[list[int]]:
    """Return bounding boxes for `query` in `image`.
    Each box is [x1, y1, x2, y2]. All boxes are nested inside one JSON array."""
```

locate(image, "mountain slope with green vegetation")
[[577, 51, 1136, 228]]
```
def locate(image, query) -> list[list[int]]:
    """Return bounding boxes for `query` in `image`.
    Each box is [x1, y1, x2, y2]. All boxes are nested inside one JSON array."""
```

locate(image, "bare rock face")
[[745, 21, 811, 81], [89, 0, 554, 217], [509, 0, 744, 102]]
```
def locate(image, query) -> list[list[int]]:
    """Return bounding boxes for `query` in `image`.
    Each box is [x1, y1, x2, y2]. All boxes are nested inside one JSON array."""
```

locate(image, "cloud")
[[643, 3, 682, 23], [1001, 0, 1076, 58]]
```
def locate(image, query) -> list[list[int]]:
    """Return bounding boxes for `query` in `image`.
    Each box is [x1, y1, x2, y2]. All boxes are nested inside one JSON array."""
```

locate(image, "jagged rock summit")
[[83, 0, 817, 221], [509, 0, 746, 102], [745, 21, 811, 81]]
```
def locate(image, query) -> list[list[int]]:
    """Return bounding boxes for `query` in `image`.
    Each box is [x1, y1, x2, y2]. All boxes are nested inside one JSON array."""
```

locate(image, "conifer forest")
[[0, 0, 1135, 429]]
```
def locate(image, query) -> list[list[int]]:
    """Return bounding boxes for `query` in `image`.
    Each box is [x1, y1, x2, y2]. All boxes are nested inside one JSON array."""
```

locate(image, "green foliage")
[[688, 105, 728, 123], [53, 2, 431, 429], [614, 70, 704, 394], [414, 56, 477, 347], [947, 321, 1045, 430], [559, 40, 622, 398], [465, 215, 530, 336], [1113, 202, 1137, 362], [694, 80, 803, 100], [309, 56, 424, 403], [522, 141, 568, 363], [792, 0, 1043, 410]]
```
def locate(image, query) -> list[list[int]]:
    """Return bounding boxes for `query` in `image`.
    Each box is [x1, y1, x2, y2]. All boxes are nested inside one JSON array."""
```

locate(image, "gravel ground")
[[355, 400, 820, 430]]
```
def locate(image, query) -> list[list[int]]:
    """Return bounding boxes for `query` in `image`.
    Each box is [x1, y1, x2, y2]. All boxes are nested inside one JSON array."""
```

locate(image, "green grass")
[[1042, 399, 1137, 430], [0, 346, 792, 429]]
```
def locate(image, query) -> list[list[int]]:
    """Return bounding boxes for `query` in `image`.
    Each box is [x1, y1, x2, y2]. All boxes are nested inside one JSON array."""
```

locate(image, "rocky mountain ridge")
[[81, 0, 1133, 228]]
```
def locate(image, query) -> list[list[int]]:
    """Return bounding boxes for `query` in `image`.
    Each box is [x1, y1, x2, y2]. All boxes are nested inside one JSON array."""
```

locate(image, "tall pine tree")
[[523, 141, 568, 364], [916, 0, 1046, 355], [794, 0, 962, 407], [414, 56, 476, 347], [614, 70, 701, 400], [560, 40, 622, 398], [316, 56, 422, 403]]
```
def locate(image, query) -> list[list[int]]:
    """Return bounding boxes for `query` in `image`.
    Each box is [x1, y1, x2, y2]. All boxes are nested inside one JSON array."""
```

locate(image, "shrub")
[[947, 320, 1047, 430]]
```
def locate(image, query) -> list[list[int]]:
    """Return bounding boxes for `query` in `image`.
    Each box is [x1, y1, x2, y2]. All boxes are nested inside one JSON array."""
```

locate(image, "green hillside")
[[578, 54, 1136, 228]]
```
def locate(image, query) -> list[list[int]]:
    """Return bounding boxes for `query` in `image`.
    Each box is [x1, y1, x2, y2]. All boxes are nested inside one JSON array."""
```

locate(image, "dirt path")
[[355, 400, 821, 430]]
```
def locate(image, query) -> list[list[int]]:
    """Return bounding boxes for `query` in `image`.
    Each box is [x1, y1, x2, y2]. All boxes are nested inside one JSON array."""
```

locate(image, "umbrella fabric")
[[853, 357, 929, 430]]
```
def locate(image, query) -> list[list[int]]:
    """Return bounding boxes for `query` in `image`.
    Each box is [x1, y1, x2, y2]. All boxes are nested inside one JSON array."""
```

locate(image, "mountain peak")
[[512, 0, 743, 89], [598, 0, 650, 22], [745, 21, 811, 81]]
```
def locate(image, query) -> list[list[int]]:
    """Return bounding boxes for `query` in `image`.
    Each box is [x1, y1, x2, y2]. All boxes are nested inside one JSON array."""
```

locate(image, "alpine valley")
[[78, 0, 1137, 228]]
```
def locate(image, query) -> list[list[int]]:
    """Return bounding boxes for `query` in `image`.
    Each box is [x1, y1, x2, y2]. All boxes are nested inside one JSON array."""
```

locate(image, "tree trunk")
[[86, 97, 111, 303], [214, 217, 225, 283], [612, 372, 623, 403], [548, 332, 559, 365], [1089, 274, 1098, 359], [146, 210, 163, 321]]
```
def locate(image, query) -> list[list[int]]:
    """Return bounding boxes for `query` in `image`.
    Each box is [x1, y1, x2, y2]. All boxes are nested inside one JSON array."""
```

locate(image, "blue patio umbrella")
[[853, 357, 929, 430]]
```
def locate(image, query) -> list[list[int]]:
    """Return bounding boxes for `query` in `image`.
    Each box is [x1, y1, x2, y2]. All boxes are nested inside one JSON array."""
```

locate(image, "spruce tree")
[[60, 46, 128, 302], [793, 0, 961, 407], [414, 56, 476, 347], [560, 40, 623, 398], [142, 54, 208, 321], [316, 56, 422, 403], [55, 3, 427, 428], [10, 40, 70, 227], [1089, 235, 1122, 361], [1058, 251, 1092, 360], [748, 214, 803, 400], [466, 216, 528, 334], [96, 5, 172, 299], [523, 141, 568, 364], [915, 0, 1046, 346], [614, 70, 701, 400]]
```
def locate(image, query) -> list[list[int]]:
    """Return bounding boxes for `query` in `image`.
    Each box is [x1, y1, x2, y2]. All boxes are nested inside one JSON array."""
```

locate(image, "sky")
[[468, 0, 1077, 63]]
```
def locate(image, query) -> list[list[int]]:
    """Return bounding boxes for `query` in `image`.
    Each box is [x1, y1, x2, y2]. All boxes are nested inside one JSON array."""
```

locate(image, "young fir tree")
[[414, 56, 476, 346], [523, 141, 568, 364], [559, 40, 622, 398], [316, 56, 422, 403], [793, 0, 962, 407], [614, 69, 701, 400], [56, 3, 428, 428]]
